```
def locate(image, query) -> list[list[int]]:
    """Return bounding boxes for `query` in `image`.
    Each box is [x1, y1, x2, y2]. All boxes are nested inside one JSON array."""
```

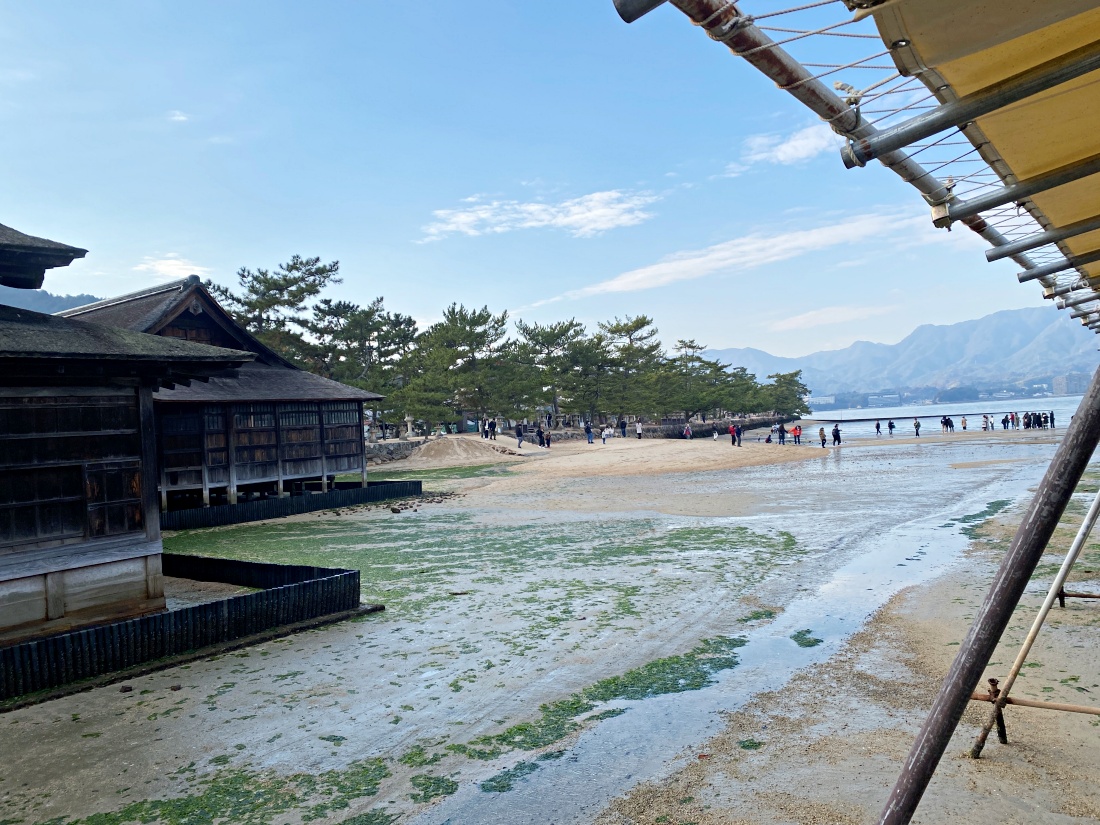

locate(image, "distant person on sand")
[[620, 419, 627, 439], [636, 421, 643, 439], [736, 424, 743, 446], [684, 424, 693, 440], [819, 427, 827, 448], [712, 427, 718, 441], [875, 420, 881, 437], [960, 416, 967, 431], [602, 425, 612, 444], [584, 421, 593, 444], [831, 424, 841, 446], [488, 419, 496, 440], [1050, 410, 1056, 429], [545, 430, 551, 449], [730, 423, 737, 446], [515, 424, 524, 449], [778, 423, 787, 445], [913, 418, 921, 437], [536, 424, 545, 448]]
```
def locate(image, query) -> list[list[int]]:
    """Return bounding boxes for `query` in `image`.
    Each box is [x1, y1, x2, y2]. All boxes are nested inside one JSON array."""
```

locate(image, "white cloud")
[[560, 211, 923, 301], [134, 253, 210, 282], [724, 124, 838, 176], [769, 304, 897, 332], [166, 110, 189, 122], [420, 189, 658, 241]]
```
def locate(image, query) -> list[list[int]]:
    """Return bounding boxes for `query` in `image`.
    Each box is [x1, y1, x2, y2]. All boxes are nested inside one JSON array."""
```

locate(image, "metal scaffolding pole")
[[842, 40, 1100, 168], [934, 152, 1100, 229], [1018, 249, 1100, 283], [878, 365, 1100, 825], [969, 486, 1100, 758], [986, 214, 1100, 262]]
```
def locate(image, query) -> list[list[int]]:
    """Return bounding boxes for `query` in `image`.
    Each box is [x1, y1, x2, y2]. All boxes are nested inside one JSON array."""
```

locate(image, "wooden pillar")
[[358, 403, 368, 488], [227, 403, 239, 505], [879, 363, 1100, 825], [139, 386, 162, 540], [318, 402, 328, 493], [274, 404, 286, 496], [200, 404, 211, 507]]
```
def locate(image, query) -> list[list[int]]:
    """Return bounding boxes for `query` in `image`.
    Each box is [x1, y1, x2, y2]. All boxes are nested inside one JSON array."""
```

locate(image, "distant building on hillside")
[[867, 394, 900, 407], [60, 276, 384, 511], [1053, 373, 1090, 396]]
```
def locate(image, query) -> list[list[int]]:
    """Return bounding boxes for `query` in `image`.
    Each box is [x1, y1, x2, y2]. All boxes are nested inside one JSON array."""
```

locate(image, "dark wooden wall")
[[0, 389, 151, 555], [157, 401, 365, 508]]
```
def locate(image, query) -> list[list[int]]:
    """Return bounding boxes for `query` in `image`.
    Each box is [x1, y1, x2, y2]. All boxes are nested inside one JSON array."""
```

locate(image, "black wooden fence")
[[161, 481, 422, 531], [0, 554, 363, 701]]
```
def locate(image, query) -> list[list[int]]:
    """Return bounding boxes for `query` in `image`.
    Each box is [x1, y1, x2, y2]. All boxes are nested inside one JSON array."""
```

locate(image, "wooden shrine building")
[[0, 225, 252, 641], [60, 277, 384, 510]]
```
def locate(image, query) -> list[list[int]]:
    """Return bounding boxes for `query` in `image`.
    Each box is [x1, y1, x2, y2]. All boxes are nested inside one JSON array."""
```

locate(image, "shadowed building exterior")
[[0, 228, 252, 641], [61, 277, 384, 510]]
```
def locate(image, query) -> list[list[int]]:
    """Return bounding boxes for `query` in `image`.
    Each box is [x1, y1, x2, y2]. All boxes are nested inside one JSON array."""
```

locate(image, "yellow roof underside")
[[874, 1, 1100, 280]]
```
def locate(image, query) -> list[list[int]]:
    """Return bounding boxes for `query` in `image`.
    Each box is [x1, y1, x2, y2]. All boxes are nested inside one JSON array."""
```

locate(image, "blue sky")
[[0, 1, 1043, 357]]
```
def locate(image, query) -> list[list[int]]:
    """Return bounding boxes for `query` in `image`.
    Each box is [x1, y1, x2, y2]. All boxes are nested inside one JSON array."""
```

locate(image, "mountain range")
[[706, 307, 1099, 395], [0, 285, 100, 314]]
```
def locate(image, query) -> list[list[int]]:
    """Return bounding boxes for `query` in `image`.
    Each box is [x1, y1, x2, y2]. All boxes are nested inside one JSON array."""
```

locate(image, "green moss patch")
[[790, 629, 823, 648], [42, 757, 388, 825], [408, 774, 458, 803], [480, 761, 540, 793], [738, 738, 764, 750]]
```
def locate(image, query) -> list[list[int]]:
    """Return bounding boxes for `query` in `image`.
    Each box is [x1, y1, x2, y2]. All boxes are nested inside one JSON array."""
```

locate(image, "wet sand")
[[595, 481, 1100, 824], [1, 428, 1090, 825]]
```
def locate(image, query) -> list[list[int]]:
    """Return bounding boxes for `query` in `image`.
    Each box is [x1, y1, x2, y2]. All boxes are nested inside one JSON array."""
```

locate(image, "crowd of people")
[[473, 407, 1060, 453]]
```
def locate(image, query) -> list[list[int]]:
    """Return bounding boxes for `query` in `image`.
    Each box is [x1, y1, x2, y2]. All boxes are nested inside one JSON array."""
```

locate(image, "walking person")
[[545, 430, 551, 449], [777, 423, 787, 445], [684, 424, 693, 440], [536, 424, 545, 448], [831, 424, 841, 446], [1050, 410, 1056, 429], [735, 424, 742, 447], [584, 420, 593, 445], [875, 420, 881, 437], [819, 426, 827, 448], [729, 423, 737, 446], [488, 419, 496, 440], [619, 418, 627, 439], [913, 418, 921, 437], [888, 419, 896, 436], [515, 423, 524, 449], [636, 421, 643, 440], [601, 425, 612, 445], [960, 416, 967, 431]]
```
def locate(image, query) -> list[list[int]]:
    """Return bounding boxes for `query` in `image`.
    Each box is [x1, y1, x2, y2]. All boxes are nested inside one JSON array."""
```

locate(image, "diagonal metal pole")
[[879, 363, 1100, 825], [969, 484, 1100, 757]]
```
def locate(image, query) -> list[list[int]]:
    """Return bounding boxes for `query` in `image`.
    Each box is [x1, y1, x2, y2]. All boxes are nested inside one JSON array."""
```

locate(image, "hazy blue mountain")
[[0, 286, 100, 314], [707, 307, 1099, 394]]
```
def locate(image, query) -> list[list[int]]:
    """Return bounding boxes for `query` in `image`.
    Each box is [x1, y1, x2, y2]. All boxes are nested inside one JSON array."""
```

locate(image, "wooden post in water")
[[879, 364, 1100, 825]]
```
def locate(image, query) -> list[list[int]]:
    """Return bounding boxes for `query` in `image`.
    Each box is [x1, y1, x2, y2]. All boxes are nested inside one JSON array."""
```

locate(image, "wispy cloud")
[[420, 189, 659, 241], [770, 304, 897, 332], [724, 124, 838, 176], [134, 253, 210, 282], [549, 212, 922, 304], [166, 110, 189, 123]]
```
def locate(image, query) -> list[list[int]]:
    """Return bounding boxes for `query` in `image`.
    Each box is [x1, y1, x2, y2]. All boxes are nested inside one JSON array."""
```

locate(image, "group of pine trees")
[[208, 256, 810, 428]]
